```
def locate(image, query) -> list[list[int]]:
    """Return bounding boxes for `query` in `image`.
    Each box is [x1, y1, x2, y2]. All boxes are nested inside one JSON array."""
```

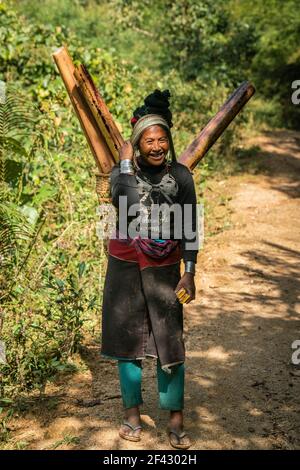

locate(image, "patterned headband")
[[130, 114, 170, 148]]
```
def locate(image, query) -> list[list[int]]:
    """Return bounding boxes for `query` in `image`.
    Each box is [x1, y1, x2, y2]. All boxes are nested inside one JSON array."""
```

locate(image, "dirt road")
[[7, 129, 300, 450]]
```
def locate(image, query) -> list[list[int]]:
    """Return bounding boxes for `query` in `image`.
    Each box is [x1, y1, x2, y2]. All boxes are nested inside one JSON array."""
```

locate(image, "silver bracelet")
[[184, 261, 196, 275], [120, 159, 134, 174]]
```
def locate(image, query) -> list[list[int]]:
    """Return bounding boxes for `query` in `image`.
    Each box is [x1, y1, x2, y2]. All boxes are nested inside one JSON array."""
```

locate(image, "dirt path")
[[7, 129, 300, 450]]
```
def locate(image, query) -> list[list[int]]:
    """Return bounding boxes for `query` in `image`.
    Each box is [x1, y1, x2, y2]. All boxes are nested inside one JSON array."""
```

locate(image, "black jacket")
[[110, 160, 199, 263]]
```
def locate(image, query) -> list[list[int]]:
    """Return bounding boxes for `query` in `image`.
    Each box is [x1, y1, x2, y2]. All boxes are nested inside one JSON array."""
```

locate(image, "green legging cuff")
[[157, 362, 185, 410], [117, 360, 184, 410], [118, 360, 143, 409]]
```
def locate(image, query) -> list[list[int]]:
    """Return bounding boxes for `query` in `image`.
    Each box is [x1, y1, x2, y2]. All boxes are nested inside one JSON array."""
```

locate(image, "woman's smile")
[[149, 151, 165, 159], [139, 125, 170, 166]]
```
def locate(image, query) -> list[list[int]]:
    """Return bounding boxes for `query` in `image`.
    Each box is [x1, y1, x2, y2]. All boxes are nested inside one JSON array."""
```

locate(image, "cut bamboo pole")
[[52, 46, 114, 174], [74, 64, 124, 161], [178, 81, 256, 170], [74, 65, 124, 164]]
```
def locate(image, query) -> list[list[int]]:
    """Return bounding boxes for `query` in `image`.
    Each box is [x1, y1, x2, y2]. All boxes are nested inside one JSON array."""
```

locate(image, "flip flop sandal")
[[168, 429, 192, 450], [119, 421, 142, 442]]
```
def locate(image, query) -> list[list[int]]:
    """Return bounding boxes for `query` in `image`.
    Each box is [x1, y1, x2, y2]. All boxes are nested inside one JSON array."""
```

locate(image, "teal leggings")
[[118, 360, 184, 410]]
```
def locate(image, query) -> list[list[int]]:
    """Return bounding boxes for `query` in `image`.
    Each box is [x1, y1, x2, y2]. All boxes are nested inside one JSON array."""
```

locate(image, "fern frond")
[[0, 81, 41, 185], [0, 82, 44, 297], [0, 201, 35, 267]]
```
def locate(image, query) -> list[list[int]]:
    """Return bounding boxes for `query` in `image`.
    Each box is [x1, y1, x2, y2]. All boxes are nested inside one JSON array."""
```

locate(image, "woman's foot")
[[168, 410, 192, 449], [119, 406, 142, 442]]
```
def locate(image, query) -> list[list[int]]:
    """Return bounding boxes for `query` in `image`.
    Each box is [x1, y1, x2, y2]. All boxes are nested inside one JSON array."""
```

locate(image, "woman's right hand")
[[119, 141, 134, 161]]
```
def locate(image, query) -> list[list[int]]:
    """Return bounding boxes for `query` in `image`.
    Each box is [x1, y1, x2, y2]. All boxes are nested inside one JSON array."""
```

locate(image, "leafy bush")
[[1, 262, 96, 396]]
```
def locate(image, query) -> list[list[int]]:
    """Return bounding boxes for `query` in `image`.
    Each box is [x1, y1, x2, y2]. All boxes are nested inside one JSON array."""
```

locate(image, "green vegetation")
[[0, 0, 299, 419]]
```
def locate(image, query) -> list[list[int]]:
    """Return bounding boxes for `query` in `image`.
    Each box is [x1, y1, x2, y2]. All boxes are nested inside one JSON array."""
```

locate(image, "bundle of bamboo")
[[52, 46, 255, 187], [52, 46, 124, 203]]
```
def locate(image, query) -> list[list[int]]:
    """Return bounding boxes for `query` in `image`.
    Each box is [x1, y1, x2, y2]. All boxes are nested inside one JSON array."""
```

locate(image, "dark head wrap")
[[131, 89, 173, 128]]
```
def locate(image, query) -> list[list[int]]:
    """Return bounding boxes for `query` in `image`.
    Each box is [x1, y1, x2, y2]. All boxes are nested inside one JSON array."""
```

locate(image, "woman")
[[101, 90, 198, 449]]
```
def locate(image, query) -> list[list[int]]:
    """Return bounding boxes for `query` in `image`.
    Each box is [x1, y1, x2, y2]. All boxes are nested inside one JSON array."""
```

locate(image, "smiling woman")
[[101, 90, 199, 449], [138, 125, 169, 166]]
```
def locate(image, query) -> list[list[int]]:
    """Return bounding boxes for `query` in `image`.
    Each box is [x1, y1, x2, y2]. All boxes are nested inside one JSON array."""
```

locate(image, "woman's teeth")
[[151, 153, 164, 158]]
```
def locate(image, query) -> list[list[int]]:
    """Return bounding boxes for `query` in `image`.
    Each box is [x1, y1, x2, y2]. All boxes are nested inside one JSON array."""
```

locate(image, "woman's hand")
[[175, 272, 196, 304], [119, 141, 134, 161]]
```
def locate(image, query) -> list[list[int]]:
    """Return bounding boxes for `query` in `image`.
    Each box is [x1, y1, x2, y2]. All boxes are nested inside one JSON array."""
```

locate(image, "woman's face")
[[138, 125, 169, 166]]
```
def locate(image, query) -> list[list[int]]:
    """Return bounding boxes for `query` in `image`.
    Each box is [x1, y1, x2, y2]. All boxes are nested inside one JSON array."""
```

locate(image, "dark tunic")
[[101, 160, 198, 370], [110, 161, 198, 263]]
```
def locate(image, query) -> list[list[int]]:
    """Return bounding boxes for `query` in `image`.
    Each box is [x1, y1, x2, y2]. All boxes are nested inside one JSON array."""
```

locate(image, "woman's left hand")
[[175, 272, 196, 304]]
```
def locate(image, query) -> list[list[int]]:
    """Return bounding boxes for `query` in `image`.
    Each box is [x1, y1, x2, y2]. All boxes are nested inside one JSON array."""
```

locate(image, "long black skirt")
[[101, 240, 185, 370]]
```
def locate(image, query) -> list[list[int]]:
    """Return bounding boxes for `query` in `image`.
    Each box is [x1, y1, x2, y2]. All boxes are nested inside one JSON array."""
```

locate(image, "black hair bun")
[[132, 89, 173, 128]]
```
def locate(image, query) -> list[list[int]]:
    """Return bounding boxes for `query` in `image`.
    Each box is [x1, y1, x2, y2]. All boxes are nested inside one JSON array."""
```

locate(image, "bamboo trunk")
[[74, 64, 124, 162], [178, 81, 256, 170], [52, 46, 115, 174]]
